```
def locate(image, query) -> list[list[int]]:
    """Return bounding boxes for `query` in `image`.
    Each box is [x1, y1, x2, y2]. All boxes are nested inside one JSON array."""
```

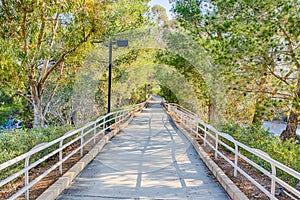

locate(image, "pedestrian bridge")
[[56, 102, 229, 200], [0, 100, 299, 200]]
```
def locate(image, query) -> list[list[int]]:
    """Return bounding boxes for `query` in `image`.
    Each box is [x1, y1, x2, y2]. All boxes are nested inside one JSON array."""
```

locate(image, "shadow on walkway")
[[57, 102, 229, 200]]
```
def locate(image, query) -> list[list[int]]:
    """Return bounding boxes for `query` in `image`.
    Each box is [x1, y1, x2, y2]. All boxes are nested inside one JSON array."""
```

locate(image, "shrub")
[[221, 121, 300, 186], [0, 126, 72, 180]]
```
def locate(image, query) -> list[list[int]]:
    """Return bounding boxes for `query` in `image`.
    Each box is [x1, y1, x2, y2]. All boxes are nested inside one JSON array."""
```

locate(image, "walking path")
[[57, 102, 230, 199]]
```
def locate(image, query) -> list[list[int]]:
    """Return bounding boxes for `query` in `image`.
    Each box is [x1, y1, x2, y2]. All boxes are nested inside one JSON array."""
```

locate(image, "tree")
[[0, 0, 149, 127], [172, 0, 300, 140], [150, 5, 169, 26]]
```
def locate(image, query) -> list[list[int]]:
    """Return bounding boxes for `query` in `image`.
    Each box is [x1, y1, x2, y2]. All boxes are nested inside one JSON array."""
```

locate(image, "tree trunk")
[[71, 109, 77, 126], [33, 99, 44, 127], [280, 110, 297, 141], [30, 79, 45, 128], [280, 28, 300, 141], [208, 98, 217, 123], [280, 76, 300, 141]]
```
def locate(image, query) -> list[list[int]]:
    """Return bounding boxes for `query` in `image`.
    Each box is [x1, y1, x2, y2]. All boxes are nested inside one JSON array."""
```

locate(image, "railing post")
[[234, 142, 238, 177], [80, 129, 84, 156], [271, 163, 276, 197], [121, 111, 124, 122], [215, 131, 218, 159], [180, 112, 183, 123], [94, 122, 97, 144], [59, 139, 63, 174], [196, 121, 199, 138], [115, 113, 119, 124], [254, 149, 277, 199], [24, 143, 46, 200], [204, 125, 207, 147], [119, 112, 122, 123], [123, 111, 126, 121], [25, 155, 30, 200], [103, 118, 106, 135], [189, 117, 192, 132]]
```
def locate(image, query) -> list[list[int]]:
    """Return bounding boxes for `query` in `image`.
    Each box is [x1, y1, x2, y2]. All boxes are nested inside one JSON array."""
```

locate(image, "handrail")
[[0, 101, 147, 200], [166, 103, 199, 117], [165, 103, 300, 200]]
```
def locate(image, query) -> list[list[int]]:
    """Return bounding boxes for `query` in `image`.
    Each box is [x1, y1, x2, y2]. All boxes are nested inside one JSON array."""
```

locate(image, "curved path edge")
[[168, 114, 249, 200], [36, 116, 134, 200]]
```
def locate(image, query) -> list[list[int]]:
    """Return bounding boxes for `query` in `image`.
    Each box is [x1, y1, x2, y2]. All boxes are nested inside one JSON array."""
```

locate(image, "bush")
[[0, 126, 72, 180], [221, 121, 300, 186]]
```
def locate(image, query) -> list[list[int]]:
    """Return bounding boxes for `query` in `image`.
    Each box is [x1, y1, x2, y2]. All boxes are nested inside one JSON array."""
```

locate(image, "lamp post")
[[107, 40, 128, 130]]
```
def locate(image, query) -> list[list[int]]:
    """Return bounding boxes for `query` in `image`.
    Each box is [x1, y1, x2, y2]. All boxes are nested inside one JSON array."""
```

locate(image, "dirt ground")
[[194, 133, 296, 200], [171, 114, 298, 200], [0, 136, 103, 200]]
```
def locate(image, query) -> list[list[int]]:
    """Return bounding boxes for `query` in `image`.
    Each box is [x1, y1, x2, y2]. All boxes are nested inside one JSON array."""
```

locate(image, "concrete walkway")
[[57, 102, 230, 200]]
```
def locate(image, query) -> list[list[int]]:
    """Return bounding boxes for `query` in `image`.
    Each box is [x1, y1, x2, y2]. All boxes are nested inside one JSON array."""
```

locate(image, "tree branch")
[[38, 30, 92, 89], [232, 87, 291, 99], [278, 24, 300, 70], [36, 1, 46, 53], [266, 65, 291, 86], [257, 56, 291, 86], [42, 61, 65, 117], [21, 11, 28, 55], [39, 11, 60, 84], [0, 79, 32, 103], [1, 0, 13, 21]]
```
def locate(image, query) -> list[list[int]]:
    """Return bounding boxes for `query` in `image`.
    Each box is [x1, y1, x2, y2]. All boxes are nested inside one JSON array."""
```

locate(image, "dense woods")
[[0, 0, 148, 127], [171, 0, 300, 141], [0, 0, 299, 142]]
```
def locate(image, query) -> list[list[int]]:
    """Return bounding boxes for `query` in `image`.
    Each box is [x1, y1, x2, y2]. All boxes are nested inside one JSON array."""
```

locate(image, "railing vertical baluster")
[[187, 116, 189, 128], [80, 129, 84, 156], [196, 121, 199, 137], [24, 143, 46, 200], [234, 143, 238, 177], [103, 118, 106, 135], [271, 162, 276, 197], [94, 123, 97, 144], [189, 117, 192, 132], [180, 112, 183, 123], [25, 155, 30, 200], [116, 113, 119, 124], [204, 125, 207, 147], [59, 139, 63, 174], [122, 111, 125, 122], [215, 131, 218, 159]]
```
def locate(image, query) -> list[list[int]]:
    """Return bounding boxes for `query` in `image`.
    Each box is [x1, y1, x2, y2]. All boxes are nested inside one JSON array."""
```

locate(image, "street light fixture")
[[107, 39, 128, 130]]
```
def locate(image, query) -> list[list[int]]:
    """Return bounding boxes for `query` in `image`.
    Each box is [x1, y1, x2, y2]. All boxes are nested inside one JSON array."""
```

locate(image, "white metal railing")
[[165, 103, 300, 200], [0, 102, 147, 200], [166, 103, 199, 118]]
